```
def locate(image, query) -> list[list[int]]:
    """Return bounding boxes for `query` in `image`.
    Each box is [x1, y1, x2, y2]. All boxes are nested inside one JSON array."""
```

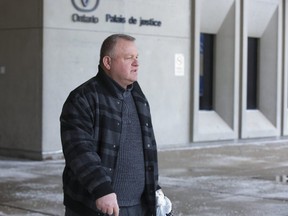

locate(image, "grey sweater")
[[112, 87, 145, 206]]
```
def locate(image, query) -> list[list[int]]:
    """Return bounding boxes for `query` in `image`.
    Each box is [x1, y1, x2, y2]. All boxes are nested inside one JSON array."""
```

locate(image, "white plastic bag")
[[156, 189, 173, 216]]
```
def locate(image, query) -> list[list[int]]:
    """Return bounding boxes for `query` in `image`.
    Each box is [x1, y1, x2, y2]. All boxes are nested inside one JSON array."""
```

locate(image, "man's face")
[[107, 39, 139, 89]]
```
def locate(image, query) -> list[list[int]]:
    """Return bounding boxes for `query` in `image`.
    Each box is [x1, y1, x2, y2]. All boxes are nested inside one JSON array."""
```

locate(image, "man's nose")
[[133, 58, 139, 66]]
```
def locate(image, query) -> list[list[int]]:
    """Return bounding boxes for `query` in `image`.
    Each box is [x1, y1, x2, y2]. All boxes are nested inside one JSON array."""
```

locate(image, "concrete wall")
[[42, 0, 192, 158], [284, 0, 288, 135], [241, 0, 282, 138], [192, 0, 240, 141], [0, 0, 43, 159]]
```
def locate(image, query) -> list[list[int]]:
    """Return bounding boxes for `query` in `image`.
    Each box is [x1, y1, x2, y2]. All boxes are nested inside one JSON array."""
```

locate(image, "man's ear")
[[103, 56, 111, 70]]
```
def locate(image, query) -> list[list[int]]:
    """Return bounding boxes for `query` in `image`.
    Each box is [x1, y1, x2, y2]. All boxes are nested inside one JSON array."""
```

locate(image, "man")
[[60, 34, 160, 216]]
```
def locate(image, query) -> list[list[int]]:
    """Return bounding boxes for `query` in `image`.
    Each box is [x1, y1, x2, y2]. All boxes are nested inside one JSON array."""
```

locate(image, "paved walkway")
[[0, 140, 288, 215]]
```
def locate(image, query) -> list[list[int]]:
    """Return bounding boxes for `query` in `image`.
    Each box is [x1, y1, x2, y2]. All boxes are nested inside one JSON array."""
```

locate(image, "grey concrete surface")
[[0, 140, 288, 215]]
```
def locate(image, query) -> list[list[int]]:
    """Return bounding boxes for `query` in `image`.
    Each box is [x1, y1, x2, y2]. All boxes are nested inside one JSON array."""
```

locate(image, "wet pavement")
[[0, 140, 288, 215]]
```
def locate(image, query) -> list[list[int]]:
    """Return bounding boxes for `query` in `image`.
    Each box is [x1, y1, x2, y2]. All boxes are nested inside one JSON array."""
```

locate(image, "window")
[[247, 37, 259, 109], [200, 33, 214, 110]]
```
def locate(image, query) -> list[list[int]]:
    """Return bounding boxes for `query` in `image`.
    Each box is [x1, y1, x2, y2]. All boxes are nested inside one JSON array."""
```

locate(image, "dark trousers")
[[65, 203, 149, 216], [119, 204, 148, 216]]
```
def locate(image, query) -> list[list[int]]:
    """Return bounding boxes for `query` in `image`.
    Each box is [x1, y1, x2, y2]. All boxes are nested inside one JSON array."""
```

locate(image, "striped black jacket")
[[60, 66, 159, 215]]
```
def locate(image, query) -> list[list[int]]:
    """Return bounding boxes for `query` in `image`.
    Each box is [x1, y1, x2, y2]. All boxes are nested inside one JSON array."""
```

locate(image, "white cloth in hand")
[[156, 189, 172, 216]]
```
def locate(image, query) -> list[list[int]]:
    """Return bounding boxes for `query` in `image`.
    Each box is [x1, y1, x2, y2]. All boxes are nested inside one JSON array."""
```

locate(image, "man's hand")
[[96, 193, 119, 216]]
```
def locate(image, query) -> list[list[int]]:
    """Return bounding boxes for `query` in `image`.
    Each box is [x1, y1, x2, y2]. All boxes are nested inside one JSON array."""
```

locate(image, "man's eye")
[[125, 56, 136, 60]]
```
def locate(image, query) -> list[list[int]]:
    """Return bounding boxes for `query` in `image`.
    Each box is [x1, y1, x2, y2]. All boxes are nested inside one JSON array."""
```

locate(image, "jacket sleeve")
[[60, 92, 114, 200]]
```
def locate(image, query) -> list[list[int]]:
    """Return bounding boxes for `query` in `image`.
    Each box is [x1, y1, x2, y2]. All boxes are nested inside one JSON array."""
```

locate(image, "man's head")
[[100, 34, 139, 89]]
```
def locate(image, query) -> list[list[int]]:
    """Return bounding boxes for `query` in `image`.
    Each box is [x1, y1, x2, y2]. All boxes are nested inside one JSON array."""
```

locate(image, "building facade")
[[0, 0, 287, 159]]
